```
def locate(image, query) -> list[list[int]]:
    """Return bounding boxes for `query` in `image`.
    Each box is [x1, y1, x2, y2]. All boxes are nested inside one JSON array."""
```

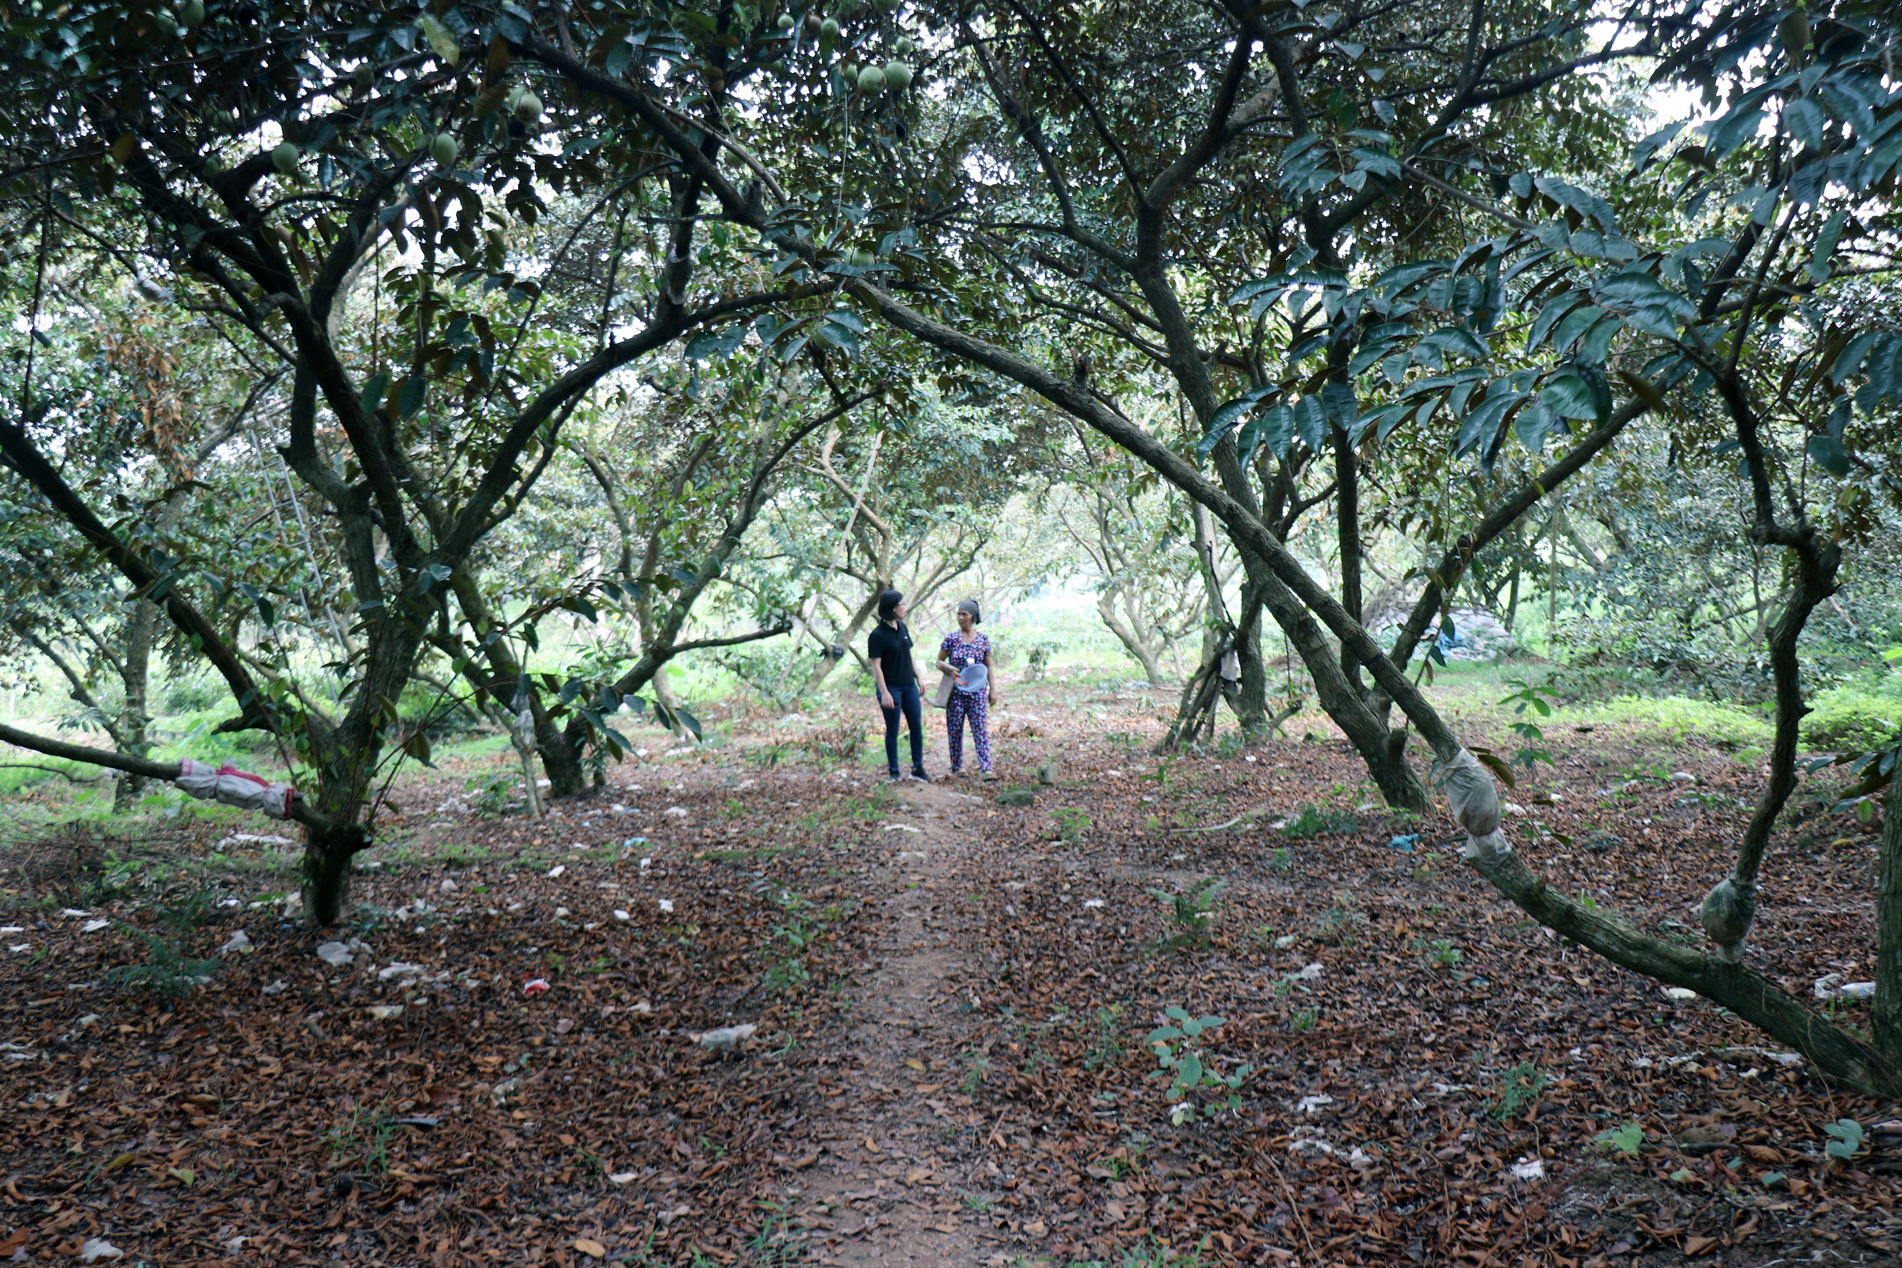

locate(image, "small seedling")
[[1824, 1117, 1864, 1162], [1489, 1062, 1548, 1122], [1149, 876, 1225, 951], [1147, 1007, 1251, 1125], [1595, 1123, 1645, 1156]]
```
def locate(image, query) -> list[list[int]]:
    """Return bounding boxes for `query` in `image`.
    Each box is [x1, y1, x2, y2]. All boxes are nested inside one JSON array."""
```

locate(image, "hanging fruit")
[[271, 142, 300, 175]]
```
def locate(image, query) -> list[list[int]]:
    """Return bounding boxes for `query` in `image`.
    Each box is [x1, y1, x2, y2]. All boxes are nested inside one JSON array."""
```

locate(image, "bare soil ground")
[[3, 679, 1900, 1266]]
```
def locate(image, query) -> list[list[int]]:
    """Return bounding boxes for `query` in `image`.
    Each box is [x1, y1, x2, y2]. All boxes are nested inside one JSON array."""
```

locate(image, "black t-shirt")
[[867, 621, 916, 688]]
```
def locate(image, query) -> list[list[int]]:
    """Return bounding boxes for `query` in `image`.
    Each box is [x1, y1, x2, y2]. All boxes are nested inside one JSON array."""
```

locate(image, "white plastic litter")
[[60, 907, 91, 918], [607, 1172, 637, 1185], [613, 910, 631, 921], [219, 930, 252, 956], [1082, 899, 1105, 909], [315, 941, 354, 967], [78, 1239, 126, 1262], [664, 806, 690, 818], [262, 980, 288, 996], [83, 919, 112, 933], [367, 1005, 404, 1020], [659, 899, 675, 914], [1295, 1093, 1334, 1114], [1510, 1157, 1545, 1181], [378, 962, 425, 982], [546, 865, 566, 878], [697, 1023, 757, 1051], [1298, 963, 1325, 981], [1662, 987, 1697, 1001]]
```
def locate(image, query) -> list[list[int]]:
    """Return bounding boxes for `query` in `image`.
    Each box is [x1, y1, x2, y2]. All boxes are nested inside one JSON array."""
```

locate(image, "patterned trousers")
[[945, 690, 991, 773]]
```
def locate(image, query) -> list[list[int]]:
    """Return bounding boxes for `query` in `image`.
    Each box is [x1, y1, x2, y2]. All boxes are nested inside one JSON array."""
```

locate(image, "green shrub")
[[1802, 677, 1902, 754]]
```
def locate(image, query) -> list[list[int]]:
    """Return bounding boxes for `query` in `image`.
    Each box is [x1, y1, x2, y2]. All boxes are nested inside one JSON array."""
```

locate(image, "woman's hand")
[[879, 690, 894, 710]]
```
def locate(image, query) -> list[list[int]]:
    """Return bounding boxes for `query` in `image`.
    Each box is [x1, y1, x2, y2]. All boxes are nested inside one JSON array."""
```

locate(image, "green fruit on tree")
[[513, 89, 543, 123], [882, 60, 912, 89], [777, 12, 795, 29], [201, 154, 224, 178], [857, 65, 886, 92], [176, 0, 205, 26], [151, 9, 178, 34], [430, 133, 459, 165], [271, 142, 299, 175], [820, 17, 840, 39], [844, 247, 874, 268], [805, 12, 822, 33], [893, 35, 914, 55]]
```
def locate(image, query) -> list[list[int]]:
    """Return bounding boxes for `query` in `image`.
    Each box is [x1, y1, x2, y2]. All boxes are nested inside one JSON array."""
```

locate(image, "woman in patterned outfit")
[[936, 599, 997, 779]]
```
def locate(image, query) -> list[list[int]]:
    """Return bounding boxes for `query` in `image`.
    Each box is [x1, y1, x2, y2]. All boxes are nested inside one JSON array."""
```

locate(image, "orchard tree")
[[521, 0, 1902, 1093], [0, 0, 800, 921]]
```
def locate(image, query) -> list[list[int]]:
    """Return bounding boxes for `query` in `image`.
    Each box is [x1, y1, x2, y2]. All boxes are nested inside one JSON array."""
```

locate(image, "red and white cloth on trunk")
[[175, 758, 296, 820]]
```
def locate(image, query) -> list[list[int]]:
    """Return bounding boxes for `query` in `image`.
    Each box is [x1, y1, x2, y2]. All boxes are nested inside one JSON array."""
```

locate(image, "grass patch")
[[1559, 695, 1774, 750], [1802, 676, 1902, 754]]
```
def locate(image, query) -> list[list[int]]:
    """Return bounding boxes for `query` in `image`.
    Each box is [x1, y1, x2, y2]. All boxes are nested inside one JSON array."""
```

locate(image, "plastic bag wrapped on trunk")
[[1699, 875, 1757, 963], [1434, 748, 1512, 865], [175, 758, 296, 820]]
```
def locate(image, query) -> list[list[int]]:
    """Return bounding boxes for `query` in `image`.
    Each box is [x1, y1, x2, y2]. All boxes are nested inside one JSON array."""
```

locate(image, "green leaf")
[[1257, 405, 1295, 461], [1594, 1122, 1645, 1155], [1824, 1118, 1864, 1160], [1453, 389, 1520, 459], [416, 14, 460, 65], [1196, 393, 1263, 461], [685, 322, 749, 362], [1707, 105, 1764, 161], [1292, 396, 1328, 452], [1540, 372, 1599, 421], [360, 371, 390, 419], [1527, 293, 1586, 352], [1784, 97, 1826, 151], [398, 374, 427, 420], [1808, 432, 1851, 477], [1321, 379, 1356, 427]]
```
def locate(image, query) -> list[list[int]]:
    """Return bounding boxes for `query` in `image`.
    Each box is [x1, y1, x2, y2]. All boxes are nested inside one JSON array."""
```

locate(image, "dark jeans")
[[878, 681, 925, 776]]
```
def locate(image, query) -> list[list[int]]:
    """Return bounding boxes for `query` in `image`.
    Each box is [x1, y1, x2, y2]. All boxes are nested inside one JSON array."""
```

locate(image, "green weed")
[[1490, 1062, 1548, 1122]]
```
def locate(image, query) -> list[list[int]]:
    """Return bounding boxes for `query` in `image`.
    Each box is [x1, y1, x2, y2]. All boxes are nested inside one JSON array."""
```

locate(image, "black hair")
[[876, 589, 904, 622], [956, 598, 982, 625]]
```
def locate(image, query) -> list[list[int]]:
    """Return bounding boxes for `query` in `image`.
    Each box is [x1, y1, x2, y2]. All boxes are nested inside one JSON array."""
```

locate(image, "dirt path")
[[792, 776, 1006, 1268]]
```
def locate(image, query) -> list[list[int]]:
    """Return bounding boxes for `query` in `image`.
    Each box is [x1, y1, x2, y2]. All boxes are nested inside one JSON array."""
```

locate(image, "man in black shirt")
[[868, 589, 929, 782]]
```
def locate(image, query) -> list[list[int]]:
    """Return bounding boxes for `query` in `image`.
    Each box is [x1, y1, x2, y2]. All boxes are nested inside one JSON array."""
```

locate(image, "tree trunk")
[[300, 818, 371, 927], [113, 597, 158, 812], [1234, 579, 1267, 735], [1877, 770, 1902, 1061]]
